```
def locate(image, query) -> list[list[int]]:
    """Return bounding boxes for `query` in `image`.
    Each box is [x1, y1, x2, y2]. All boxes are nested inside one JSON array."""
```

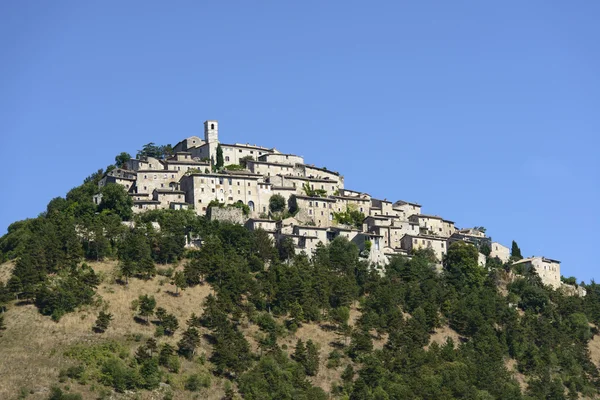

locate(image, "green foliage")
[[114, 152, 131, 168], [184, 373, 211, 391], [47, 386, 83, 400], [302, 182, 327, 197], [269, 194, 286, 213], [98, 183, 133, 221], [177, 326, 201, 359], [34, 263, 99, 321], [137, 294, 156, 322], [118, 227, 156, 282], [239, 155, 255, 168], [136, 142, 172, 159], [443, 241, 484, 290], [158, 344, 180, 372], [239, 351, 328, 400], [511, 240, 523, 260], [333, 207, 365, 229], [216, 145, 224, 169], [94, 311, 113, 333]]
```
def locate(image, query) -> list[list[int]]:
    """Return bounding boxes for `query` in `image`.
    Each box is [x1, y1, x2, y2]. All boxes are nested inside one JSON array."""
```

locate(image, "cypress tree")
[[511, 240, 523, 260], [216, 145, 224, 169]]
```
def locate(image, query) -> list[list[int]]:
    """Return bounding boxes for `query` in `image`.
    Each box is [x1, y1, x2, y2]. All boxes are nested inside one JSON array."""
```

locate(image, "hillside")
[[1, 161, 600, 400]]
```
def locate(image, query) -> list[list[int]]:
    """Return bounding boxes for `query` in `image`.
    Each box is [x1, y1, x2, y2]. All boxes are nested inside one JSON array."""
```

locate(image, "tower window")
[[211, 124, 214, 130]]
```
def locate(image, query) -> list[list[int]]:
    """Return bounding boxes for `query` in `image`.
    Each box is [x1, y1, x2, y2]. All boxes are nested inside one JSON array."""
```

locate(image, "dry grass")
[[505, 358, 528, 392], [588, 329, 600, 369], [0, 260, 15, 283], [426, 324, 462, 349], [0, 260, 226, 400]]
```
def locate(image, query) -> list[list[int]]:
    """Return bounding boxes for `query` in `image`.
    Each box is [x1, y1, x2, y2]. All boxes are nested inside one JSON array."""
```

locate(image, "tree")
[[99, 184, 133, 221], [0, 314, 6, 334], [216, 145, 224, 169], [269, 194, 286, 213], [138, 295, 156, 323], [511, 240, 523, 260], [293, 339, 307, 365], [239, 155, 254, 168], [162, 313, 179, 336], [159, 343, 180, 372], [172, 271, 187, 296], [94, 311, 113, 332], [305, 340, 320, 376], [278, 237, 296, 261], [178, 326, 200, 359], [114, 152, 131, 168], [137, 142, 161, 159], [443, 241, 484, 290]]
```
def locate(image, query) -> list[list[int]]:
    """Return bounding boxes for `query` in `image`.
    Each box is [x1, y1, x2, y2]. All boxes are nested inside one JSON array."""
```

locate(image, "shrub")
[[184, 373, 211, 391]]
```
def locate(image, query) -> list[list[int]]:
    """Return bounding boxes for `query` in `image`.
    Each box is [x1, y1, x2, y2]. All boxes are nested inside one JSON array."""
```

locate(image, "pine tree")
[[178, 326, 200, 359], [138, 294, 156, 323], [293, 339, 307, 364], [305, 340, 320, 376], [162, 313, 179, 336], [94, 311, 113, 333], [172, 271, 187, 296]]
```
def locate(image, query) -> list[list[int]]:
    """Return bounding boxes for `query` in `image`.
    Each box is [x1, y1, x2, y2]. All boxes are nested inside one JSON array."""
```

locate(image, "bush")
[[184, 373, 211, 391], [47, 386, 83, 400], [99, 358, 142, 392]]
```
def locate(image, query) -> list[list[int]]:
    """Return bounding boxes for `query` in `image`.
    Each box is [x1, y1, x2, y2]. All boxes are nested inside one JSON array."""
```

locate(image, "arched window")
[[248, 200, 255, 212], [211, 123, 215, 130]]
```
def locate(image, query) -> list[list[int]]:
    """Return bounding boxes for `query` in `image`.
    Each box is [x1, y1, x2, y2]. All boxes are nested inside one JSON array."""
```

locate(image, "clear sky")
[[1, 1, 598, 282]]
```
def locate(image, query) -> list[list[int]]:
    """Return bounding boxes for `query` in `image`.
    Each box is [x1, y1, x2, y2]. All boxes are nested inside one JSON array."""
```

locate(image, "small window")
[[248, 191, 251, 195], [211, 123, 214, 129]]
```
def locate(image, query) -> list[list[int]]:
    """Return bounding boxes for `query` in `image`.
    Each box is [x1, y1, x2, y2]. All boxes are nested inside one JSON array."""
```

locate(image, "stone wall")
[[207, 206, 246, 225]]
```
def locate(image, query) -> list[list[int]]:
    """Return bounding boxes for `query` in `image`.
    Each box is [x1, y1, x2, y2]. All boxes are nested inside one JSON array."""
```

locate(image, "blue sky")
[[1, 1, 598, 282]]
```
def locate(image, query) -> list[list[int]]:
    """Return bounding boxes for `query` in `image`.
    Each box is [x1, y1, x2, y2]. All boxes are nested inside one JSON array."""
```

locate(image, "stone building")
[[293, 195, 336, 227], [512, 257, 562, 289], [393, 200, 422, 219], [490, 242, 510, 263], [409, 214, 456, 238], [98, 168, 137, 191], [400, 233, 448, 264]]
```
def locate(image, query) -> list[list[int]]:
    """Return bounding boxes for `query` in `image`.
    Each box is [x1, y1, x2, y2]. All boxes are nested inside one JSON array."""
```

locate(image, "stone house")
[[409, 214, 456, 238], [152, 189, 186, 209], [293, 195, 336, 227], [98, 168, 137, 191], [392, 200, 422, 219], [512, 257, 562, 289], [490, 242, 510, 263], [400, 233, 448, 264]]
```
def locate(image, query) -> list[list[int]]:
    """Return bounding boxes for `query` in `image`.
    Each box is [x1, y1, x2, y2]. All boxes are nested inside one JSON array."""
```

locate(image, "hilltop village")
[[98, 120, 574, 293]]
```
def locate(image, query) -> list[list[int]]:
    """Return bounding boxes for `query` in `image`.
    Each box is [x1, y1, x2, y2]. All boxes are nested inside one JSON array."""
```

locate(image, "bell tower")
[[204, 120, 219, 144]]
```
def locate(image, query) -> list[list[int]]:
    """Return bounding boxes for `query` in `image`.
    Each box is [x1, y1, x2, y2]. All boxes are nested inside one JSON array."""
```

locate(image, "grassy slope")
[[0, 260, 530, 399]]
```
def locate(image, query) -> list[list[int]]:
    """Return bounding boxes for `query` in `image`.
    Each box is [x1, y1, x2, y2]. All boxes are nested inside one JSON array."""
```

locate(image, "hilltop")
[[0, 121, 599, 400]]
